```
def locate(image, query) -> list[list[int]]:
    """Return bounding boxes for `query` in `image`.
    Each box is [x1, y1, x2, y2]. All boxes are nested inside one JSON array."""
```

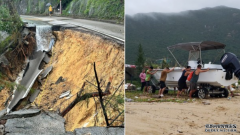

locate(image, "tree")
[[135, 44, 145, 74], [161, 58, 169, 69]]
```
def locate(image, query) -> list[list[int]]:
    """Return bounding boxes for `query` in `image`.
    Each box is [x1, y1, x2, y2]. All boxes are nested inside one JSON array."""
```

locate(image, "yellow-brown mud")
[[34, 29, 124, 131], [0, 88, 10, 110]]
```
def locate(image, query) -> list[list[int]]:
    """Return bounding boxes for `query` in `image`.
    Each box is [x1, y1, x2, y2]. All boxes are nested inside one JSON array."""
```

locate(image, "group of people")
[[139, 65, 210, 99]]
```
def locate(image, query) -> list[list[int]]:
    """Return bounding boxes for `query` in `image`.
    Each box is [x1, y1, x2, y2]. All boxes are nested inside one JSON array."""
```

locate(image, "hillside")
[[14, 0, 124, 22], [125, 6, 240, 65]]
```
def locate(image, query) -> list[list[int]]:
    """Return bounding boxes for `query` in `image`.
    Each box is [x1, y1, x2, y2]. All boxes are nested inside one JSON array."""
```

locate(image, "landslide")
[[34, 29, 124, 131]]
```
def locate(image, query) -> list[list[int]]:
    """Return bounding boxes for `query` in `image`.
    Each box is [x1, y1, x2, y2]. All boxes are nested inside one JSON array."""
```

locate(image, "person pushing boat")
[[158, 67, 174, 97], [189, 65, 209, 99], [177, 66, 192, 98]]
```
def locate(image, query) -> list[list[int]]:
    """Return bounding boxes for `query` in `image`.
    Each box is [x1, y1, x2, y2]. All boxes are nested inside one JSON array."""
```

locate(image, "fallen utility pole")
[[94, 62, 110, 127], [60, 79, 112, 117]]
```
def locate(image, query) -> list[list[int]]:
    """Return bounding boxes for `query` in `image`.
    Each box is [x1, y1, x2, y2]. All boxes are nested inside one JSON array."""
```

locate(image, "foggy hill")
[[125, 6, 240, 65]]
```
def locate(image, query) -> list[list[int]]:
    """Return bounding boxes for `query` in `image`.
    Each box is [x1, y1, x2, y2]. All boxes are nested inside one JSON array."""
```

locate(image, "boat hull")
[[152, 69, 238, 87]]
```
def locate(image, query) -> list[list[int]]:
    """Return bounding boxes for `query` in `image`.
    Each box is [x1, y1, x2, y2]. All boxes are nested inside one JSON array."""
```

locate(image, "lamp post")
[[60, 0, 62, 15]]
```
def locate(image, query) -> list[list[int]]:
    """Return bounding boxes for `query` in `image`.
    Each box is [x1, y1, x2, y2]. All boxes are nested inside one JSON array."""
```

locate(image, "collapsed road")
[[7, 15, 124, 113], [0, 17, 124, 134]]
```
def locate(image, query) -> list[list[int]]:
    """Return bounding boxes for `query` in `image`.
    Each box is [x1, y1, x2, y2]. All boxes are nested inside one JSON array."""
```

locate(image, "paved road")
[[20, 15, 124, 41]]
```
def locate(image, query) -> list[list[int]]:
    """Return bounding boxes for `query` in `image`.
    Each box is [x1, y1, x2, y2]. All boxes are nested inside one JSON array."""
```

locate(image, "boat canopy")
[[167, 41, 226, 51]]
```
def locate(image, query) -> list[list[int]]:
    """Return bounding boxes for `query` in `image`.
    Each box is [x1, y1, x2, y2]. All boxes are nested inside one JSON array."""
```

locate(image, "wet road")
[[20, 15, 124, 41]]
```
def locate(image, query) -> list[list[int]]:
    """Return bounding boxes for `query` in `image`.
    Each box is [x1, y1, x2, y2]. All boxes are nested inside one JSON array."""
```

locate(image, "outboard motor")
[[220, 52, 240, 80]]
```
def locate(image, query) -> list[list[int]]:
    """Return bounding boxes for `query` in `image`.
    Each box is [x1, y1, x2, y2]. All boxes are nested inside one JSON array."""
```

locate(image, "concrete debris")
[[177, 130, 183, 133], [5, 112, 65, 135], [65, 94, 73, 99], [202, 101, 210, 105], [0, 125, 4, 135], [22, 28, 30, 37], [55, 76, 65, 84], [23, 40, 29, 45], [7, 51, 46, 113], [74, 127, 124, 135], [46, 38, 55, 52], [59, 90, 71, 99], [0, 109, 6, 119], [0, 55, 9, 65], [29, 89, 41, 102], [41, 66, 53, 79], [43, 54, 50, 64], [125, 98, 133, 102], [1, 109, 41, 120], [125, 83, 136, 90]]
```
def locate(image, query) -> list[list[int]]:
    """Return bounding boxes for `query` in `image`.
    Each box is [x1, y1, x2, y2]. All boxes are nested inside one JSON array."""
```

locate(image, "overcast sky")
[[126, 0, 240, 15]]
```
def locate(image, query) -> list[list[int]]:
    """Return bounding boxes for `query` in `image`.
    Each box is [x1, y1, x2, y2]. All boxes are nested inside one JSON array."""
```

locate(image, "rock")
[[5, 112, 66, 135], [55, 76, 64, 84], [0, 55, 9, 65], [74, 127, 124, 135], [1, 109, 41, 120], [177, 130, 183, 133], [65, 131, 75, 135], [0, 125, 4, 135], [23, 40, 29, 45], [202, 101, 210, 105]]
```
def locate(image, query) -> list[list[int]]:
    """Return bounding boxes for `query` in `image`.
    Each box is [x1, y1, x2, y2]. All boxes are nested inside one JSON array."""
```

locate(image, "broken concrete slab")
[[59, 90, 71, 99], [5, 112, 66, 135], [0, 109, 6, 119], [7, 51, 46, 113], [41, 66, 53, 80], [43, 54, 50, 64], [29, 89, 41, 103], [74, 127, 124, 135], [0, 109, 41, 120]]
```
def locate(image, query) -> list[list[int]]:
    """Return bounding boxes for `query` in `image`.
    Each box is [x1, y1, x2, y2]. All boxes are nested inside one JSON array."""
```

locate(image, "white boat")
[[151, 41, 239, 98]]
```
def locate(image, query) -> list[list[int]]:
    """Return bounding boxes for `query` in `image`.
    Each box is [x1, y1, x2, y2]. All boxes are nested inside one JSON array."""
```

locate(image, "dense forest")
[[125, 6, 240, 66]]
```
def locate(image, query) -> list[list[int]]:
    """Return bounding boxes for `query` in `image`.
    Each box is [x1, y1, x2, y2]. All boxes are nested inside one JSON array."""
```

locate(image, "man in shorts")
[[158, 67, 174, 97], [144, 66, 157, 93], [177, 66, 191, 98], [189, 65, 209, 99]]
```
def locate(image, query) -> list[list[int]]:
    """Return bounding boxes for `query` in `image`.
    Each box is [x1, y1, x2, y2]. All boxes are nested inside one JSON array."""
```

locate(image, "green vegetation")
[[125, 90, 189, 103], [14, 0, 124, 22], [126, 6, 240, 65], [0, 2, 23, 53], [135, 44, 145, 75], [63, 0, 124, 21]]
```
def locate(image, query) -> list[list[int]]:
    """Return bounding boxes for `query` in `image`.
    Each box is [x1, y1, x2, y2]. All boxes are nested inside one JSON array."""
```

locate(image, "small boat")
[[151, 41, 239, 99]]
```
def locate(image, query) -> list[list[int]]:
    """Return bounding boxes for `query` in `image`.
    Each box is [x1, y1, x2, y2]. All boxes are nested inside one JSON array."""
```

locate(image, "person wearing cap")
[[158, 67, 175, 97], [144, 66, 157, 93], [189, 65, 209, 99]]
